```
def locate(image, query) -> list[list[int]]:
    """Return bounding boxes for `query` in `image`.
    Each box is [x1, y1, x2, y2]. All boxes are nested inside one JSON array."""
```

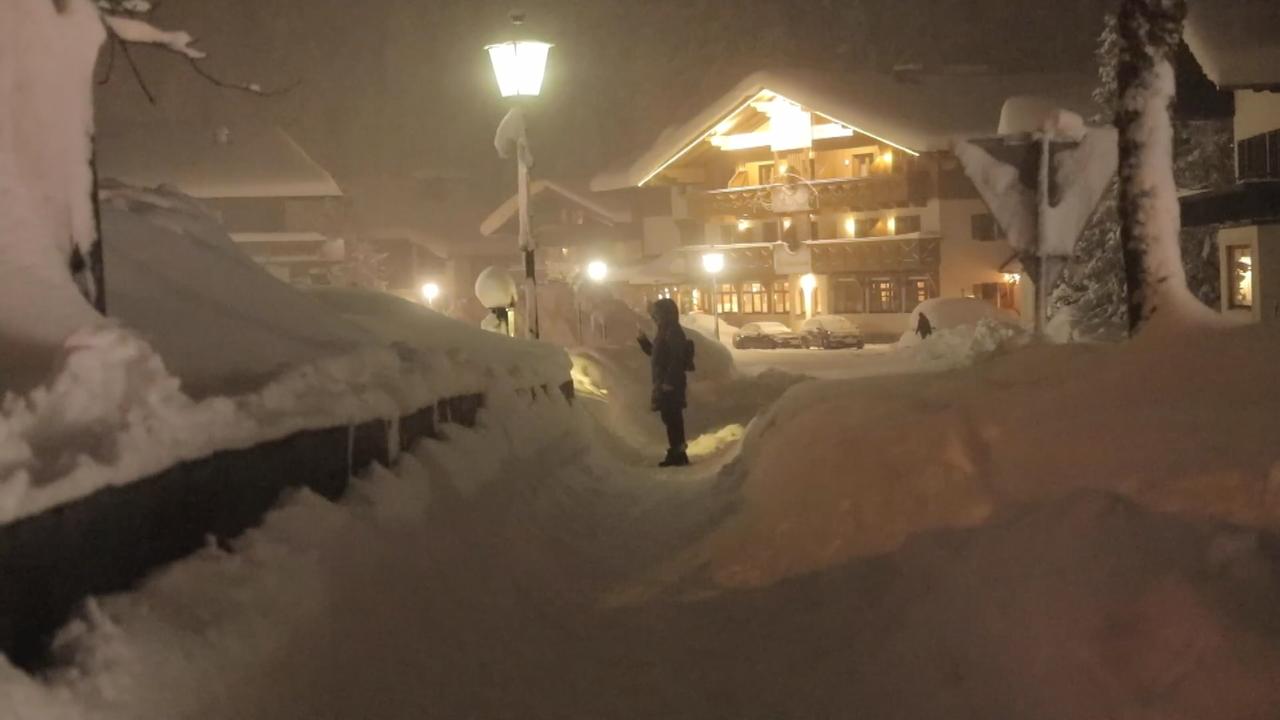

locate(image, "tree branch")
[[116, 35, 157, 105], [186, 57, 301, 97]]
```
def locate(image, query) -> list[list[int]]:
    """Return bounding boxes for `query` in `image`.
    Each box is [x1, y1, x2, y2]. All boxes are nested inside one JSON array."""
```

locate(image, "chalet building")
[[97, 123, 442, 299], [1182, 1, 1280, 324], [588, 70, 1092, 340], [479, 180, 634, 282]]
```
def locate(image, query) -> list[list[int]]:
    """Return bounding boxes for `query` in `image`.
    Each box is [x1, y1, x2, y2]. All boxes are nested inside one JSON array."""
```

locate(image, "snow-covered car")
[[732, 322, 804, 350], [800, 315, 865, 350]]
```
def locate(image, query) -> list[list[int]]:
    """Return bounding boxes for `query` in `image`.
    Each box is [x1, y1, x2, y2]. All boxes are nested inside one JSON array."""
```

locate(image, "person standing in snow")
[[637, 298, 694, 467], [915, 312, 933, 340]]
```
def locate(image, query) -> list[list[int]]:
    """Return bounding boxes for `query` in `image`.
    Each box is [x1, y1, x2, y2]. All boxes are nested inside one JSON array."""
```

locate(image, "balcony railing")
[[696, 173, 928, 219]]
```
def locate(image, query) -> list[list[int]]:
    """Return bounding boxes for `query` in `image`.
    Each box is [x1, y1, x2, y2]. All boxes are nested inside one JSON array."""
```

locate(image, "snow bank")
[[898, 297, 1020, 344], [688, 323, 1280, 587]]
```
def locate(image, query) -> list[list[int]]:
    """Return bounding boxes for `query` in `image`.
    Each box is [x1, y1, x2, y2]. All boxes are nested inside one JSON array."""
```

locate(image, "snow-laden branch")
[[103, 14, 204, 59]]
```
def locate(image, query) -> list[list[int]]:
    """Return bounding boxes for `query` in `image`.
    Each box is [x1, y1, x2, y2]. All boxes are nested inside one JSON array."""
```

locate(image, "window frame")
[[717, 282, 740, 314], [740, 280, 770, 314], [1227, 244, 1254, 309], [867, 277, 901, 314], [771, 279, 791, 314], [831, 274, 866, 314]]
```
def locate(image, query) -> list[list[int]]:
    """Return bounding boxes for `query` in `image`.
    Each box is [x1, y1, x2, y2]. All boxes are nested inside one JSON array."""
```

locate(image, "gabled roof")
[[1186, 0, 1280, 91], [479, 179, 632, 237], [97, 123, 342, 199], [591, 68, 1095, 192]]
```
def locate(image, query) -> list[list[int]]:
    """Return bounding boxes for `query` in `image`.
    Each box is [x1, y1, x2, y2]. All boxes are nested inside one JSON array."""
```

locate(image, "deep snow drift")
[[5, 321, 1280, 719]]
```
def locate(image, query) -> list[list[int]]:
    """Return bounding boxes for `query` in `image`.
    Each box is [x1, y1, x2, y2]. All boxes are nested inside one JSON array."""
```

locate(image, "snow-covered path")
[[9, 333, 1280, 720]]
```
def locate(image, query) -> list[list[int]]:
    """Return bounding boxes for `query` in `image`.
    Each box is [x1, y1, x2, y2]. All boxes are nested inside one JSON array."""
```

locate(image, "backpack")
[[684, 338, 696, 372]]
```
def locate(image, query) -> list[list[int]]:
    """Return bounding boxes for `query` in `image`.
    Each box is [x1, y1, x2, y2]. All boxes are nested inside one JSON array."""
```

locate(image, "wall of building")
[[1261, 224, 1280, 324], [1235, 90, 1280, 143], [937, 197, 1017, 303]]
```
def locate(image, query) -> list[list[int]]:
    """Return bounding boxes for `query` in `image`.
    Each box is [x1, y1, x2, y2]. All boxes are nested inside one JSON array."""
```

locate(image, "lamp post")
[[487, 13, 552, 340], [420, 281, 441, 308], [702, 252, 725, 341], [576, 260, 608, 343], [800, 272, 817, 320]]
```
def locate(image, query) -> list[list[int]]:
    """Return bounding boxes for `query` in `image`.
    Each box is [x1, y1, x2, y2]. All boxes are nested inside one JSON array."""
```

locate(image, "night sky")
[[96, 0, 1114, 200]]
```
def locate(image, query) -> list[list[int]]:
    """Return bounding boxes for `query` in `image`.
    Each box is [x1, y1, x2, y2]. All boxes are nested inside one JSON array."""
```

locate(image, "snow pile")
[[0, 0, 108, 391], [684, 323, 1280, 588], [897, 297, 1024, 362], [100, 185, 377, 396]]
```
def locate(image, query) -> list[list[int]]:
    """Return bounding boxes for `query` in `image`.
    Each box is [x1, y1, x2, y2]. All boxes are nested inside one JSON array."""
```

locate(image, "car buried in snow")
[[800, 315, 865, 350], [732, 321, 804, 350]]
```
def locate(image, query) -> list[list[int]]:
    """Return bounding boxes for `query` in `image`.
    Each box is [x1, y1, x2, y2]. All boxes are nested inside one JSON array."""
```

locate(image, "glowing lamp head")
[[800, 273, 817, 292], [486, 39, 552, 98], [1002, 273, 1021, 285], [586, 260, 608, 283], [421, 282, 441, 303], [702, 252, 725, 275], [737, 218, 752, 232], [882, 150, 895, 166]]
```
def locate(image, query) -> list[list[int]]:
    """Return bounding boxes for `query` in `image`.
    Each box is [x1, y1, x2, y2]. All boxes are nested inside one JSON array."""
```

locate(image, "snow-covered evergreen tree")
[[1053, 9, 1231, 339]]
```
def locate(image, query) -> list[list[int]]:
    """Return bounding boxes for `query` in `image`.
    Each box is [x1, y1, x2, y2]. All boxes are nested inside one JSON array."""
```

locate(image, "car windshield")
[[757, 322, 793, 334], [804, 316, 853, 332]]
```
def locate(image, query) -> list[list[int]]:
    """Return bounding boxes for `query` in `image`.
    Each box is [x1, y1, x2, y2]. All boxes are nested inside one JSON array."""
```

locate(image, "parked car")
[[732, 321, 804, 349], [801, 315, 865, 349]]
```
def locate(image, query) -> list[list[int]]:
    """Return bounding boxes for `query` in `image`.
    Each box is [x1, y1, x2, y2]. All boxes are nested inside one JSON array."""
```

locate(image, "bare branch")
[[116, 35, 156, 105], [186, 56, 301, 97]]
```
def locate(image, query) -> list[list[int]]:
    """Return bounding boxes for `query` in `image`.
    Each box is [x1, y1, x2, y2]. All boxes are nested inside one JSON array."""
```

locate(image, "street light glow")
[[486, 40, 552, 98], [702, 252, 725, 275], [586, 260, 608, 283], [421, 282, 441, 304]]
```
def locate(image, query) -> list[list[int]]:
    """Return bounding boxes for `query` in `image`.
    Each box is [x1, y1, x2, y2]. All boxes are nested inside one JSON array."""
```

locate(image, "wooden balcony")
[[809, 235, 941, 274], [695, 173, 930, 219]]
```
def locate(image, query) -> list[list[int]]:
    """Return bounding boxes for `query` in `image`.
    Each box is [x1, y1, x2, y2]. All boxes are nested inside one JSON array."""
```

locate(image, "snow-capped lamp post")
[[420, 281, 441, 308], [487, 11, 552, 340], [800, 273, 818, 320], [702, 252, 726, 340], [476, 265, 519, 337], [576, 260, 609, 343], [953, 99, 1119, 336]]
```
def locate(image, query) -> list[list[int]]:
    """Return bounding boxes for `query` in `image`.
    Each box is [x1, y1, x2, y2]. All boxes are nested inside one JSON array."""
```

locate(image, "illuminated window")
[[868, 278, 901, 313], [717, 283, 740, 314], [741, 281, 769, 314], [1228, 245, 1253, 309], [905, 277, 933, 312], [771, 279, 791, 313], [831, 274, 865, 314]]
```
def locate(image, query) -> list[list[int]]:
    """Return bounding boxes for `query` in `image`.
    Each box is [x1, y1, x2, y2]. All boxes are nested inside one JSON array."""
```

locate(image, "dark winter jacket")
[[637, 298, 693, 411], [916, 312, 933, 339]]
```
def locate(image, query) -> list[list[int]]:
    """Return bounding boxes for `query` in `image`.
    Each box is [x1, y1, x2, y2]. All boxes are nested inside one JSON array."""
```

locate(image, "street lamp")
[[420, 281, 441, 307], [577, 260, 609, 343], [487, 13, 553, 340], [702, 252, 725, 341], [800, 272, 817, 319]]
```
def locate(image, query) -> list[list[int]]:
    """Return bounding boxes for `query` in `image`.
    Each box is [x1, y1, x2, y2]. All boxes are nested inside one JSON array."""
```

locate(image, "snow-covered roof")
[[591, 69, 1096, 191], [1185, 0, 1280, 90], [479, 179, 632, 236], [97, 124, 342, 199]]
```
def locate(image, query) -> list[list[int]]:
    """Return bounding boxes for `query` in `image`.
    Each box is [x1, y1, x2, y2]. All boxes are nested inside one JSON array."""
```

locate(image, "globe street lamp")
[[800, 272, 817, 319], [420, 281, 441, 308], [702, 252, 725, 341], [487, 12, 552, 340]]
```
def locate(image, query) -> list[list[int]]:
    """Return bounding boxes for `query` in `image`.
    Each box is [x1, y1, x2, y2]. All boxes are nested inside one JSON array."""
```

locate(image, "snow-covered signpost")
[[487, 12, 552, 341], [954, 101, 1119, 335]]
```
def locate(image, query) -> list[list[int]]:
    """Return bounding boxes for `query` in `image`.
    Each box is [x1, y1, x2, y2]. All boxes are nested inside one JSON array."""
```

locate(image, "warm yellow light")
[[586, 260, 608, 283], [844, 217, 857, 236], [1003, 273, 1021, 285], [485, 40, 552, 98], [882, 150, 895, 166], [782, 217, 793, 231], [737, 219, 752, 232], [702, 252, 725, 274], [800, 273, 817, 292], [887, 216, 897, 234], [778, 161, 790, 174], [420, 282, 441, 304]]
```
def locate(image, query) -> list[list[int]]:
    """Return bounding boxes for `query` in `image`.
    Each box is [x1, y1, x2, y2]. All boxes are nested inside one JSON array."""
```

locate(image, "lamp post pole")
[[517, 148, 539, 339], [702, 252, 725, 342]]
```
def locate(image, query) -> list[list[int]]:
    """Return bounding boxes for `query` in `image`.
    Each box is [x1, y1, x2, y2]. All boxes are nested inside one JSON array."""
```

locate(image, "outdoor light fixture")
[[887, 216, 897, 235], [1003, 273, 1022, 285], [586, 260, 608, 283], [800, 273, 817, 320], [882, 150, 895, 167], [488, 12, 553, 339], [737, 219, 752, 232], [486, 39, 552, 98], [844, 216, 857, 237], [702, 252, 726, 341], [421, 281, 441, 306]]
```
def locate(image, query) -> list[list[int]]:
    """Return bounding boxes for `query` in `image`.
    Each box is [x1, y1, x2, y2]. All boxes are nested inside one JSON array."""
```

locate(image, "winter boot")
[[659, 448, 690, 467]]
